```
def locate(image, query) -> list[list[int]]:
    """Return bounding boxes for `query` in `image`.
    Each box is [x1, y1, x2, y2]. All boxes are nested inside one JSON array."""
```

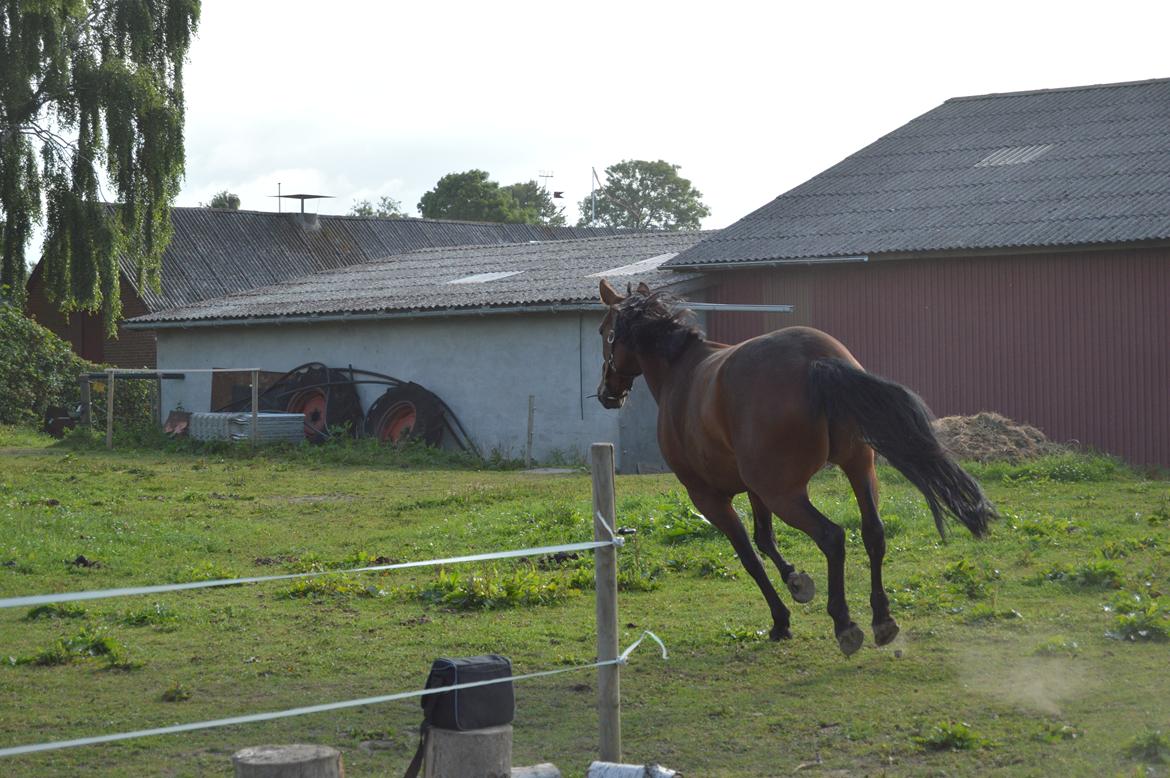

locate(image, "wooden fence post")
[[79, 377, 92, 427], [590, 443, 621, 762], [105, 370, 116, 450], [525, 395, 535, 467]]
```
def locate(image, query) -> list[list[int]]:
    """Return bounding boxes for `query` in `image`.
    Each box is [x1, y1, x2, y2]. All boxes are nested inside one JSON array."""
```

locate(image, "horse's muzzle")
[[598, 391, 627, 410]]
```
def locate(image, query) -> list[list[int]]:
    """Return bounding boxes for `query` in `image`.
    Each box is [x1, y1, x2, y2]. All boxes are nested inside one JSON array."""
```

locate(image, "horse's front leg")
[[687, 488, 792, 640], [843, 455, 899, 646], [747, 491, 815, 604]]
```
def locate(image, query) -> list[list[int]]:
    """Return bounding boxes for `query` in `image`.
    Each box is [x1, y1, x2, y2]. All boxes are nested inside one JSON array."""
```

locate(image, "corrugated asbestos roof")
[[129, 231, 707, 325], [124, 208, 626, 311], [668, 78, 1170, 267]]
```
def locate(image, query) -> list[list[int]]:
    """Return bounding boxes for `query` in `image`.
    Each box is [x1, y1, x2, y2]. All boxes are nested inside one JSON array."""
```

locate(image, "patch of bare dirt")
[[933, 412, 1064, 462]]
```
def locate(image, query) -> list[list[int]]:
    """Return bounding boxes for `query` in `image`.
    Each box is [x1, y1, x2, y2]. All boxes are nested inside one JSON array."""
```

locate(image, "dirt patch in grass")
[[934, 412, 1064, 462]]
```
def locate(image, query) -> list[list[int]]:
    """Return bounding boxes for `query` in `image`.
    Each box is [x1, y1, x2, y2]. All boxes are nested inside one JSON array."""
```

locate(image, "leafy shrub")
[[1124, 730, 1170, 763], [1105, 592, 1169, 642], [1032, 561, 1122, 589], [1033, 722, 1082, 743], [0, 302, 153, 428], [0, 302, 92, 424], [9, 626, 134, 669], [941, 559, 999, 599], [566, 553, 663, 593], [416, 566, 572, 610], [914, 721, 992, 751], [161, 681, 193, 702], [658, 494, 719, 544], [24, 603, 87, 621], [1009, 513, 1078, 539]]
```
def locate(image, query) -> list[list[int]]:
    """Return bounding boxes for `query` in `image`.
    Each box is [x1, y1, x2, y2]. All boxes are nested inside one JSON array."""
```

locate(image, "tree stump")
[[425, 725, 512, 778], [232, 744, 344, 778]]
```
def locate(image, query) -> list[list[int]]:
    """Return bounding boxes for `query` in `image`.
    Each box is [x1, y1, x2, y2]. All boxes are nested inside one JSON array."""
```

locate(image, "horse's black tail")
[[808, 358, 994, 538]]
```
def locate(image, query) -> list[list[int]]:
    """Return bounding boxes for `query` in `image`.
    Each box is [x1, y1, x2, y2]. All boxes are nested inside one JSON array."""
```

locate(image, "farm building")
[[125, 231, 707, 471], [669, 77, 1170, 468], [24, 207, 622, 368]]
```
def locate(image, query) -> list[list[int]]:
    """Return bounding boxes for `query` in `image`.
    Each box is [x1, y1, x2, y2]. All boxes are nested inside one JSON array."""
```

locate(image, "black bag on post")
[[403, 654, 514, 778]]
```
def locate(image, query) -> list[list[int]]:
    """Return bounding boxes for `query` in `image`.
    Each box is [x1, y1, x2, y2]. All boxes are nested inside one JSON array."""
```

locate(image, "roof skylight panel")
[[975, 144, 1055, 167], [447, 271, 524, 284]]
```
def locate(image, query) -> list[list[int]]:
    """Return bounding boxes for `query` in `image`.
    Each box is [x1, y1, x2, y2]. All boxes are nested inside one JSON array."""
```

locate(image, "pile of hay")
[[932, 412, 1063, 462]]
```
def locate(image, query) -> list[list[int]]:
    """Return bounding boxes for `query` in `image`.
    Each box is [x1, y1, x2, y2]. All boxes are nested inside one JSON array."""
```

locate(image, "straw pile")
[[932, 412, 1063, 462]]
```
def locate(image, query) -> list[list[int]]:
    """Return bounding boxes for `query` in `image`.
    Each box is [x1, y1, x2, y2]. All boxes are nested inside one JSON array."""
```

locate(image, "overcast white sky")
[[177, 0, 1170, 228]]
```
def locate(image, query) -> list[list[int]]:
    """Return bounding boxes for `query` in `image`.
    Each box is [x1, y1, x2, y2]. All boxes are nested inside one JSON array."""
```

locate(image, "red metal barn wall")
[[700, 247, 1170, 468]]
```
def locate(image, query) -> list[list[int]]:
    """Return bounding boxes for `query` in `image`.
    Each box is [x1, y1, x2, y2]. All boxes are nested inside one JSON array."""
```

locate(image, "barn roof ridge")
[[359, 228, 708, 259], [172, 204, 612, 230], [945, 76, 1170, 104]]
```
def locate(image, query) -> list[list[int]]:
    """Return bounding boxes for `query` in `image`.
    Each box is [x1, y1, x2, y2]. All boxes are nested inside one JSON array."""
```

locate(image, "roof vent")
[[975, 144, 1054, 167], [447, 271, 523, 284]]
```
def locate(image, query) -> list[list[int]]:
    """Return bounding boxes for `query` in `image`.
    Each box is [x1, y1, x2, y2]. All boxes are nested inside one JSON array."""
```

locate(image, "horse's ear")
[[636, 282, 651, 295], [599, 278, 623, 306]]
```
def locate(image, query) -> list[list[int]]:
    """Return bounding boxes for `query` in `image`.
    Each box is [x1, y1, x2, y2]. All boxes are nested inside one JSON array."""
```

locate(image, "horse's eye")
[[606, 331, 615, 344]]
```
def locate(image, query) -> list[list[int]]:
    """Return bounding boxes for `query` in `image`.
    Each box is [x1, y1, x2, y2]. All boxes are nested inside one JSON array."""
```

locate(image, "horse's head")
[[595, 279, 647, 409]]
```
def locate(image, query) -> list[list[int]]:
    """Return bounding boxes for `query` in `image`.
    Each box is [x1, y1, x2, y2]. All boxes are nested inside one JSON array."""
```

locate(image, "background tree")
[[205, 191, 240, 210], [418, 170, 524, 223], [577, 159, 710, 230], [348, 195, 406, 218], [1, 0, 201, 333], [503, 180, 566, 226]]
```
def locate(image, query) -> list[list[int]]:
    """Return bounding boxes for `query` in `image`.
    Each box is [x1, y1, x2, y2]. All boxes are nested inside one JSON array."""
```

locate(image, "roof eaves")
[[124, 301, 610, 330]]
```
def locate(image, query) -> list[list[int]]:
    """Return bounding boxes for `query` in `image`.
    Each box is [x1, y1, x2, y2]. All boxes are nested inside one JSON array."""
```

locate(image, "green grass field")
[[1, 426, 1168, 776]]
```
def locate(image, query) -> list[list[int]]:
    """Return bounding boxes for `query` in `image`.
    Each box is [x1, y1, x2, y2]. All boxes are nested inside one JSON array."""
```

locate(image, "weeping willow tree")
[[0, 0, 200, 334]]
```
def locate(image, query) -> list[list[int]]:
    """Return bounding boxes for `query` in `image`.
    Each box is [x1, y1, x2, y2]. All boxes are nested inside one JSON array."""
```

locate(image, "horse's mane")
[[614, 291, 704, 362]]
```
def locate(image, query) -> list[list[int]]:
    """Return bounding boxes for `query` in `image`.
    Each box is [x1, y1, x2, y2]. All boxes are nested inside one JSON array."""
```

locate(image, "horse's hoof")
[[836, 623, 864, 657], [770, 625, 792, 641], [873, 618, 900, 647], [787, 571, 816, 603]]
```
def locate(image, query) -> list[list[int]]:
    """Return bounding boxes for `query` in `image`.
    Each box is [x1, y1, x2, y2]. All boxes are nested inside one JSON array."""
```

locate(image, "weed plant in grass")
[[0, 436, 1168, 775], [914, 721, 994, 751]]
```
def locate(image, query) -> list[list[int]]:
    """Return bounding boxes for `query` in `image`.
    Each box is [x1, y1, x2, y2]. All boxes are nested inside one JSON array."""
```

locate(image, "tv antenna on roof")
[[538, 170, 554, 189], [269, 182, 333, 214]]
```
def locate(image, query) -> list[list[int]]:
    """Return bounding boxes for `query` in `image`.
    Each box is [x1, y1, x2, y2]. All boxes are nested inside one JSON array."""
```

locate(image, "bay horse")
[[596, 280, 994, 656]]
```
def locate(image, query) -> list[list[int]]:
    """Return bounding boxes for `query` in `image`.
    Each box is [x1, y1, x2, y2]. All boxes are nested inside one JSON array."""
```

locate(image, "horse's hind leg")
[[842, 450, 898, 646], [747, 491, 815, 603], [687, 488, 792, 640], [761, 489, 863, 656]]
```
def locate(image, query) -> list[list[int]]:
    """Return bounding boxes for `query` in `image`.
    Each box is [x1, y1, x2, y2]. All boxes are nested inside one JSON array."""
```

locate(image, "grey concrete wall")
[[155, 312, 665, 472]]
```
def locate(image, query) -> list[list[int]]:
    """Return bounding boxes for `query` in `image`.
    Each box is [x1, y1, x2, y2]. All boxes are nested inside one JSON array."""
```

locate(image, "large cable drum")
[[260, 363, 364, 442], [363, 383, 445, 446]]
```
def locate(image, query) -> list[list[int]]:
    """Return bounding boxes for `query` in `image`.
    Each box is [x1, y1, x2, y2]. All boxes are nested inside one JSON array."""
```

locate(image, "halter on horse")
[[596, 280, 994, 656]]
